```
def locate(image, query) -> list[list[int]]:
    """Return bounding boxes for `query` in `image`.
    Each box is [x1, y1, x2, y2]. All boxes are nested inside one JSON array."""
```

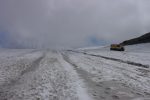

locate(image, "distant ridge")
[[121, 32, 150, 45]]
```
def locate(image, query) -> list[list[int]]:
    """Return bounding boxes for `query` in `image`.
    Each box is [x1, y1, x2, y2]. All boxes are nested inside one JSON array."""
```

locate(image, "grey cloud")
[[0, 0, 150, 48]]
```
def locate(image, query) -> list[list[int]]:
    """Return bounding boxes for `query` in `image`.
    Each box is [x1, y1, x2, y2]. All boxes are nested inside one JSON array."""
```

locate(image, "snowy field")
[[81, 43, 150, 66], [0, 43, 150, 100], [0, 50, 90, 100]]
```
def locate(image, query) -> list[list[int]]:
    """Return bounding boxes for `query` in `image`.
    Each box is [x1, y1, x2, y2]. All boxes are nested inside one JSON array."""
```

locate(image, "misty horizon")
[[0, 0, 150, 49]]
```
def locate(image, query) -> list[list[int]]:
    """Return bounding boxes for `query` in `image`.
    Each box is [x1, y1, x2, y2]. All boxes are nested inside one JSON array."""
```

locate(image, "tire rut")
[[62, 53, 144, 100], [68, 50, 149, 68], [62, 51, 150, 100], [20, 52, 45, 76], [0, 52, 45, 91]]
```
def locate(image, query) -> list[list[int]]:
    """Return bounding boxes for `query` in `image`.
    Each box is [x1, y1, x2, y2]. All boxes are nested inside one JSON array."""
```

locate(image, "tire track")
[[0, 52, 45, 98], [61, 53, 98, 100], [67, 50, 149, 68], [61, 52, 147, 100], [20, 52, 45, 76]]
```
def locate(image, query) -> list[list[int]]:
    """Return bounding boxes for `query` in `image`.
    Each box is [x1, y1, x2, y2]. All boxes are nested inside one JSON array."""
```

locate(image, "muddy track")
[[68, 50, 149, 68]]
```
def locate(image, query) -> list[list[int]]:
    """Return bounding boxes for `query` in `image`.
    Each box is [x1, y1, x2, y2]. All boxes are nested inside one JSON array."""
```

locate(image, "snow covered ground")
[[0, 43, 150, 100], [80, 43, 150, 66], [0, 50, 91, 100]]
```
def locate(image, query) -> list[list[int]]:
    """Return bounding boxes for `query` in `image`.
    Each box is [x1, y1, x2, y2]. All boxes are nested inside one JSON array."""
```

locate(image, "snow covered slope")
[[80, 43, 150, 66], [65, 43, 150, 100], [78, 43, 150, 52], [0, 43, 150, 100], [0, 50, 91, 100], [125, 43, 150, 52]]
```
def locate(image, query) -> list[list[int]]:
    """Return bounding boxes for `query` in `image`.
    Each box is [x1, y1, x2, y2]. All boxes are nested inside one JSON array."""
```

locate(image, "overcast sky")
[[0, 0, 150, 48]]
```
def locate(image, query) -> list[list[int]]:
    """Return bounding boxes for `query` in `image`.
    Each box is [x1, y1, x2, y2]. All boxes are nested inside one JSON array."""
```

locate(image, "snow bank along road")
[[0, 49, 150, 100]]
